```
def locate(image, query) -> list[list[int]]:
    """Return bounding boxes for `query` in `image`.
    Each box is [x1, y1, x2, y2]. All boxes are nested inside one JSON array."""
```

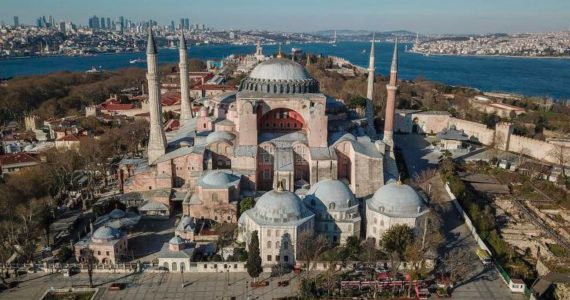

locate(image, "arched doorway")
[[171, 262, 177, 272], [257, 143, 275, 191]]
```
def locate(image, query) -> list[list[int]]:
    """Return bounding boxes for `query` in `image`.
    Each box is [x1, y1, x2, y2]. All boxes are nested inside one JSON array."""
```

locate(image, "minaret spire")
[[179, 30, 193, 124], [366, 33, 376, 100], [146, 27, 167, 164], [277, 44, 283, 58], [384, 37, 399, 144], [365, 33, 377, 139]]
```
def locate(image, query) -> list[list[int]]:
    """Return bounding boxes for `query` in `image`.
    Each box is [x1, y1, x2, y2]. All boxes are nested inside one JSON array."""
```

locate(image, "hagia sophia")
[[76, 28, 430, 266]]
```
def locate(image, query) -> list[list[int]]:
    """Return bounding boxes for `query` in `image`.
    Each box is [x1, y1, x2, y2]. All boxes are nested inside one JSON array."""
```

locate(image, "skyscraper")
[[184, 18, 190, 30], [13, 16, 19, 27], [100, 17, 105, 29], [119, 16, 124, 32], [106, 17, 111, 30], [179, 18, 184, 30], [89, 15, 100, 29]]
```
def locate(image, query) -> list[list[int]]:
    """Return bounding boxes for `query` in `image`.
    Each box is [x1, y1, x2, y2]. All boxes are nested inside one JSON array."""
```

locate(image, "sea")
[[1, 42, 570, 100]]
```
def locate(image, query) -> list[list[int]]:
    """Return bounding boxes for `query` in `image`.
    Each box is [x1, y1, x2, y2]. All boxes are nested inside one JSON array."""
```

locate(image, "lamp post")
[[245, 280, 248, 300], [227, 269, 230, 286]]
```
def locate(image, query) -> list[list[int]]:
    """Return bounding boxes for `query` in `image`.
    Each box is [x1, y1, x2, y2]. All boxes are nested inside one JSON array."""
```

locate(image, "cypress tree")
[[246, 230, 263, 282]]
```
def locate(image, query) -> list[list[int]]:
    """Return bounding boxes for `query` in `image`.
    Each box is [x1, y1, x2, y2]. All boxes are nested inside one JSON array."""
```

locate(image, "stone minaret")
[[365, 33, 377, 138], [179, 30, 193, 124], [366, 33, 376, 100], [146, 27, 167, 164], [384, 38, 399, 144]]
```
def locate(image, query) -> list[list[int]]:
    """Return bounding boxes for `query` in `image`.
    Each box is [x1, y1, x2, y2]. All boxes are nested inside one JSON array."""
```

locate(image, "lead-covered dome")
[[199, 170, 241, 188], [304, 179, 355, 211], [367, 182, 427, 218], [249, 189, 313, 224], [92, 226, 121, 242], [239, 58, 319, 94], [250, 59, 310, 81]]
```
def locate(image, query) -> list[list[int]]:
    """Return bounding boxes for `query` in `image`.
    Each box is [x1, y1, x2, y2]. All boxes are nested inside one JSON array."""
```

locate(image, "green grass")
[[43, 291, 95, 300], [547, 243, 570, 258]]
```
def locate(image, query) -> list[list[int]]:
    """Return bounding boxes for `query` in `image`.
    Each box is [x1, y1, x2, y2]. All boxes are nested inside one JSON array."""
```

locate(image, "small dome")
[[92, 226, 121, 241], [305, 179, 355, 211], [109, 208, 126, 219], [206, 131, 235, 145], [200, 170, 241, 187], [250, 58, 310, 81], [251, 189, 312, 223], [368, 182, 426, 217], [169, 236, 185, 245]]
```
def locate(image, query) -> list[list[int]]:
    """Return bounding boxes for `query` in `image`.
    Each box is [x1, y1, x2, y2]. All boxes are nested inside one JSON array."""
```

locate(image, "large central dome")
[[250, 59, 311, 81], [239, 58, 319, 94]]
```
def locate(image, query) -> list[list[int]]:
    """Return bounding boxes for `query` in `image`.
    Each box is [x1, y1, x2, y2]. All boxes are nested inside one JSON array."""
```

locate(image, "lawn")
[[43, 291, 95, 300]]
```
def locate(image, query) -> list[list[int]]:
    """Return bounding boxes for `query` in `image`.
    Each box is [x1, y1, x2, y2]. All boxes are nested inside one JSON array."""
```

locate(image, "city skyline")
[[2, 0, 570, 34]]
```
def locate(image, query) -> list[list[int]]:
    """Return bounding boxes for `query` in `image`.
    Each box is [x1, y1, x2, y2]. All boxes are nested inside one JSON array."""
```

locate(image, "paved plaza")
[[0, 271, 299, 300]]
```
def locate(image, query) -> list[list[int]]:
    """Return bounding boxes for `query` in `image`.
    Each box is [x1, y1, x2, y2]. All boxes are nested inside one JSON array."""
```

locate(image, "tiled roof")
[[0, 153, 39, 166], [161, 93, 182, 106]]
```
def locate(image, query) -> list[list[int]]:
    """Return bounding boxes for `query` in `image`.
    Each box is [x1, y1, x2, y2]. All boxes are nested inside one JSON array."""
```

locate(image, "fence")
[[445, 183, 530, 296], [38, 287, 99, 300]]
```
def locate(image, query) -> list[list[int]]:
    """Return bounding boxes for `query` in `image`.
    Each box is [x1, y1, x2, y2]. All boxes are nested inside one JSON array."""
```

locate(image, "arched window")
[[180, 262, 185, 272], [267, 241, 271, 248], [171, 262, 177, 271], [329, 203, 336, 210], [163, 262, 169, 269]]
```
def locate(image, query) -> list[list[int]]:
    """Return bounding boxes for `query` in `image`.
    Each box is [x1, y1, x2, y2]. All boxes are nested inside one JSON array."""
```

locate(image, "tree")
[[549, 144, 569, 180], [297, 231, 330, 279], [442, 247, 473, 284], [381, 224, 414, 256], [239, 197, 254, 214], [245, 230, 262, 282], [80, 248, 98, 288]]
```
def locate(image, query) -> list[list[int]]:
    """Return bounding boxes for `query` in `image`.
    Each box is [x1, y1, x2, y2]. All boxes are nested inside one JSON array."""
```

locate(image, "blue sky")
[[2, 0, 569, 33]]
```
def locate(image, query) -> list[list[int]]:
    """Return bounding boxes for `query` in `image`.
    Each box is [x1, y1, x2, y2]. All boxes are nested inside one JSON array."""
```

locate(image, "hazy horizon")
[[2, 0, 570, 34]]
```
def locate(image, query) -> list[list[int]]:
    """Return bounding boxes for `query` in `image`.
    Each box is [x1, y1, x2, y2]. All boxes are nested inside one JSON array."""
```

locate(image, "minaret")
[[365, 33, 377, 138], [146, 27, 167, 164], [306, 53, 311, 67], [179, 30, 193, 124], [255, 39, 263, 56], [366, 33, 376, 100], [384, 38, 399, 144]]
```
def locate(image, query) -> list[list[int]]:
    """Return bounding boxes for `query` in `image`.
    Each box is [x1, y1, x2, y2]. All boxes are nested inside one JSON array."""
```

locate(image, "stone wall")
[[449, 118, 495, 145], [508, 135, 558, 164]]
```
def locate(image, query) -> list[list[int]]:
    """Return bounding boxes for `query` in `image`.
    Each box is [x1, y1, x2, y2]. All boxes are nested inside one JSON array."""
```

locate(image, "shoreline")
[[408, 51, 570, 60]]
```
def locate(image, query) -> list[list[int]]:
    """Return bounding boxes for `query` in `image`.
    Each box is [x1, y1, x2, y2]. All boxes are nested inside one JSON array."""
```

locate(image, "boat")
[[85, 66, 103, 74], [361, 49, 366, 54], [129, 58, 145, 64], [331, 30, 337, 46], [291, 47, 302, 53]]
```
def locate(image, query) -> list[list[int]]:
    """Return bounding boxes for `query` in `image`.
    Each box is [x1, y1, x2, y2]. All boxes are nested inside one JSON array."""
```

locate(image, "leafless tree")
[[297, 231, 330, 280], [442, 247, 473, 284], [549, 144, 569, 179], [80, 248, 98, 288]]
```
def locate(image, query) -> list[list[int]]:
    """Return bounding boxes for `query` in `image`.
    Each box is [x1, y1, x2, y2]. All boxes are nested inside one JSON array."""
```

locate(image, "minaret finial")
[[391, 37, 399, 74], [147, 27, 157, 54]]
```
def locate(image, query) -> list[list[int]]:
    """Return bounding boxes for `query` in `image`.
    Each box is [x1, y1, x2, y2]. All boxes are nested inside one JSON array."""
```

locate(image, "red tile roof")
[[161, 93, 182, 106], [101, 103, 135, 111], [164, 119, 180, 132], [0, 153, 38, 166]]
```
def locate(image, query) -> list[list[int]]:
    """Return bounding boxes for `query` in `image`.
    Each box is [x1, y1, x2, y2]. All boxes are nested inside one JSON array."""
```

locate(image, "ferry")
[[291, 47, 302, 53], [129, 58, 145, 64], [85, 66, 103, 74]]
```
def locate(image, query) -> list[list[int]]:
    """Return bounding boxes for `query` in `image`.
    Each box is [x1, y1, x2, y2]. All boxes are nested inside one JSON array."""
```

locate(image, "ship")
[[129, 58, 145, 64]]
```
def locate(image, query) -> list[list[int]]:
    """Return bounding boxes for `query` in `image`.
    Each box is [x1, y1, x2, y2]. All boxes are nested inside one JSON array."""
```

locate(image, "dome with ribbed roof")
[[250, 59, 310, 81], [92, 226, 121, 241], [109, 208, 126, 219], [239, 58, 319, 94], [248, 189, 313, 224], [367, 182, 427, 218], [198, 170, 241, 188], [206, 131, 235, 145], [304, 179, 355, 212]]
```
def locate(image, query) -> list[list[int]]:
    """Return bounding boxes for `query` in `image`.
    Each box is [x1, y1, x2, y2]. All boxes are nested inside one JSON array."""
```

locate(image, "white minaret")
[[365, 33, 377, 138], [179, 30, 193, 124], [146, 27, 167, 164], [366, 33, 376, 100]]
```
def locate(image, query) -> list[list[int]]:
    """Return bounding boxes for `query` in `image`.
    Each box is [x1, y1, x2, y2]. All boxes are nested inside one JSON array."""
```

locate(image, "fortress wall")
[[508, 134, 558, 164], [450, 118, 495, 145]]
